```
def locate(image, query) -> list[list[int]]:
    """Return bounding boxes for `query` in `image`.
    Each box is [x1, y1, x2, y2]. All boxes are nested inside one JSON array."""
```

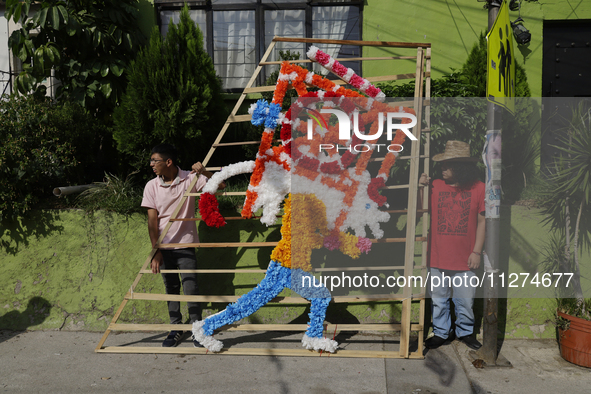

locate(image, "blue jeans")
[[429, 268, 476, 339], [161, 248, 202, 324]]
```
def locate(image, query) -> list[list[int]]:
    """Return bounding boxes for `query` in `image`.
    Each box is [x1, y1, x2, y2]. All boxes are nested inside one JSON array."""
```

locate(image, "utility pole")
[[478, 2, 501, 365], [479, 0, 502, 366]]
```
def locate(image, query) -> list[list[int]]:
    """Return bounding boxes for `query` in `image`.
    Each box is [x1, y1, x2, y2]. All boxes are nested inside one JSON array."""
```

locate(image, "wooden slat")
[[170, 214, 281, 222], [370, 237, 427, 243], [158, 238, 424, 248], [400, 46, 426, 358], [108, 323, 422, 332], [138, 265, 427, 274], [212, 139, 281, 147], [227, 114, 251, 123], [140, 269, 267, 274], [418, 46, 432, 356], [242, 74, 425, 94], [183, 191, 246, 197], [125, 293, 425, 303], [259, 55, 417, 65], [382, 209, 428, 214], [382, 185, 409, 190], [96, 346, 423, 359], [272, 36, 431, 49], [159, 242, 279, 248], [315, 265, 427, 272], [333, 73, 419, 85], [370, 155, 429, 162]]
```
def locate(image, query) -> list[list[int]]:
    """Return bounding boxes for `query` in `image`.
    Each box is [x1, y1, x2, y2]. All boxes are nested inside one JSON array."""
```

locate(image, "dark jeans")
[[160, 248, 202, 324]]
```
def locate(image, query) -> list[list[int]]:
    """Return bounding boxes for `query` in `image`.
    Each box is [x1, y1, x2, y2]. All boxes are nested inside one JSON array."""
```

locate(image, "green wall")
[[362, 0, 591, 97], [2, 206, 588, 340], [0, 209, 409, 334]]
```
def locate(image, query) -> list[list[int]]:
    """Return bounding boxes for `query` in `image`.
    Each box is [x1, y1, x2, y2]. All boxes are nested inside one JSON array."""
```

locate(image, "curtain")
[[311, 6, 351, 75], [264, 9, 305, 80], [213, 10, 256, 89], [160, 9, 207, 48]]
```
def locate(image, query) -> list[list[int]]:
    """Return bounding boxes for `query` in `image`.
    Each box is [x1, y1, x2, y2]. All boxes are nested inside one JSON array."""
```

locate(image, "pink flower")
[[349, 74, 365, 89], [356, 237, 372, 254], [365, 85, 382, 98], [332, 62, 348, 77], [323, 234, 341, 251], [315, 51, 330, 65]]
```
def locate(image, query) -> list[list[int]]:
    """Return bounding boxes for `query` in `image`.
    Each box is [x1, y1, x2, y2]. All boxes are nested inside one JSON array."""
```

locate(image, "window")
[[156, 1, 363, 91]]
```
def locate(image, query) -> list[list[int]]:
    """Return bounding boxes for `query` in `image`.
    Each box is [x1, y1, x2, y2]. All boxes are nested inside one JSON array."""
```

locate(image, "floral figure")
[[193, 47, 415, 353]]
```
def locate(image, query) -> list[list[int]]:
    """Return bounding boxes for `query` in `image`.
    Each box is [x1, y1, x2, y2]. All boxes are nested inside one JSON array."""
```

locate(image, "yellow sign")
[[486, 0, 515, 115]]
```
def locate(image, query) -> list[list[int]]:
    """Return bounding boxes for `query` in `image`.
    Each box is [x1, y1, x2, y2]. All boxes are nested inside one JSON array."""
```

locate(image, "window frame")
[[155, 0, 364, 92]]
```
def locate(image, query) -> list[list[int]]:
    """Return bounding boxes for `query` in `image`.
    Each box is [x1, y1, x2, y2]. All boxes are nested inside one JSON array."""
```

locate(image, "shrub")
[[0, 94, 104, 219], [113, 4, 227, 170]]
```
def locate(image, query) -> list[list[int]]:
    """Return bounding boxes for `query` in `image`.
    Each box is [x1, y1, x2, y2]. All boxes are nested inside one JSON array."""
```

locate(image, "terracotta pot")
[[558, 310, 591, 368]]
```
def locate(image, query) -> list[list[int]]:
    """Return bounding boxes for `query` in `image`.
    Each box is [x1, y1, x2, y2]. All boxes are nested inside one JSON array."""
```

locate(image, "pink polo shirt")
[[141, 168, 208, 247]]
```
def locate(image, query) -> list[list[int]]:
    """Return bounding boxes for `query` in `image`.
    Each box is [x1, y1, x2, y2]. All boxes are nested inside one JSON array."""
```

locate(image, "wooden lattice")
[[95, 37, 432, 358]]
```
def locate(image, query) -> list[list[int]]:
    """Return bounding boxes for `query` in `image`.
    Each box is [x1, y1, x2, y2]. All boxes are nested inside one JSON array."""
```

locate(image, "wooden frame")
[[96, 37, 431, 359]]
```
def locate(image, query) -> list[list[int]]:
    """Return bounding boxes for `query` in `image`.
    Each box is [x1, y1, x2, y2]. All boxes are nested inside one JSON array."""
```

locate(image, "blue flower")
[[265, 103, 282, 129], [251, 100, 270, 127]]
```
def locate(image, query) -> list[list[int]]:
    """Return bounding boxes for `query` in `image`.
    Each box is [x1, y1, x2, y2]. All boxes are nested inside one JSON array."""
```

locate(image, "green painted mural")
[[2, 206, 588, 340]]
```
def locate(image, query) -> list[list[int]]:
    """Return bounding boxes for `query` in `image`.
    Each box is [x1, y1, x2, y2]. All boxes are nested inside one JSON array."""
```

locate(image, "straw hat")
[[432, 140, 478, 162]]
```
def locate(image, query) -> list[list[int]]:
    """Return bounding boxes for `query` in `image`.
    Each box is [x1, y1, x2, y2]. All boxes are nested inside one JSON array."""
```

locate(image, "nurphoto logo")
[[305, 106, 417, 153]]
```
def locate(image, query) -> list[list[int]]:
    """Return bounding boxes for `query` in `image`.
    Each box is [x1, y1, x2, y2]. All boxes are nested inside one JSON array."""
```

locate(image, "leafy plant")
[[113, 4, 227, 170], [5, 0, 145, 114], [540, 100, 591, 315], [76, 172, 143, 215], [377, 32, 537, 201], [0, 94, 104, 220]]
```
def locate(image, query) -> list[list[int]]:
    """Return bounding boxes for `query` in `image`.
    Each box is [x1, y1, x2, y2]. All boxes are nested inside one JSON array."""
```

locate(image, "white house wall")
[[0, 9, 11, 97]]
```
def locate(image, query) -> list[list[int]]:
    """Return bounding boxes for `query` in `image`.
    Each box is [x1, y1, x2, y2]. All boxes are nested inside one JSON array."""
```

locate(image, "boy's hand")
[[419, 173, 430, 187], [467, 252, 480, 269]]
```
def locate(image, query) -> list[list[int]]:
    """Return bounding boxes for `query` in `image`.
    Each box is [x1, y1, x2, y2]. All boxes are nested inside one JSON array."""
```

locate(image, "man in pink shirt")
[[141, 144, 224, 347]]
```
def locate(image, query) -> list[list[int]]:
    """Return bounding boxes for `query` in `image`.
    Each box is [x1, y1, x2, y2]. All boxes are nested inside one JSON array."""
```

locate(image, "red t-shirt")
[[428, 179, 485, 271]]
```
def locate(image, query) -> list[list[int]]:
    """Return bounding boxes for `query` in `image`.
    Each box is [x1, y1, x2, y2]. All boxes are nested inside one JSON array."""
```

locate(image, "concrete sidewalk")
[[1, 330, 589, 393]]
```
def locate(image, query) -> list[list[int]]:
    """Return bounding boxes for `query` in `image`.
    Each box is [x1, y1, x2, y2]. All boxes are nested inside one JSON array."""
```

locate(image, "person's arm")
[[467, 212, 486, 269], [147, 208, 164, 274], [418, 173, 430, 210], [192, 162, 226, 190]]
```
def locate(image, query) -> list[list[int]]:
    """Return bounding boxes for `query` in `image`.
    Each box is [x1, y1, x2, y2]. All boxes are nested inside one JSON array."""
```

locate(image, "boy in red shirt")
[[419, 141, 485, 350]]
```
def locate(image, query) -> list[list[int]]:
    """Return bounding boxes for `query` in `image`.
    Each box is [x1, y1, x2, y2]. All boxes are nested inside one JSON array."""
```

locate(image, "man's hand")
[[191, 162, 204, 175], [467, 252, 481, 270], [151, 250, 164, 274]]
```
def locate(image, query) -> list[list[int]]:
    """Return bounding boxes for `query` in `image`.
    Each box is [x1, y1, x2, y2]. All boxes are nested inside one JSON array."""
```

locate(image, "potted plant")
[[540, 99, 591, 367]]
